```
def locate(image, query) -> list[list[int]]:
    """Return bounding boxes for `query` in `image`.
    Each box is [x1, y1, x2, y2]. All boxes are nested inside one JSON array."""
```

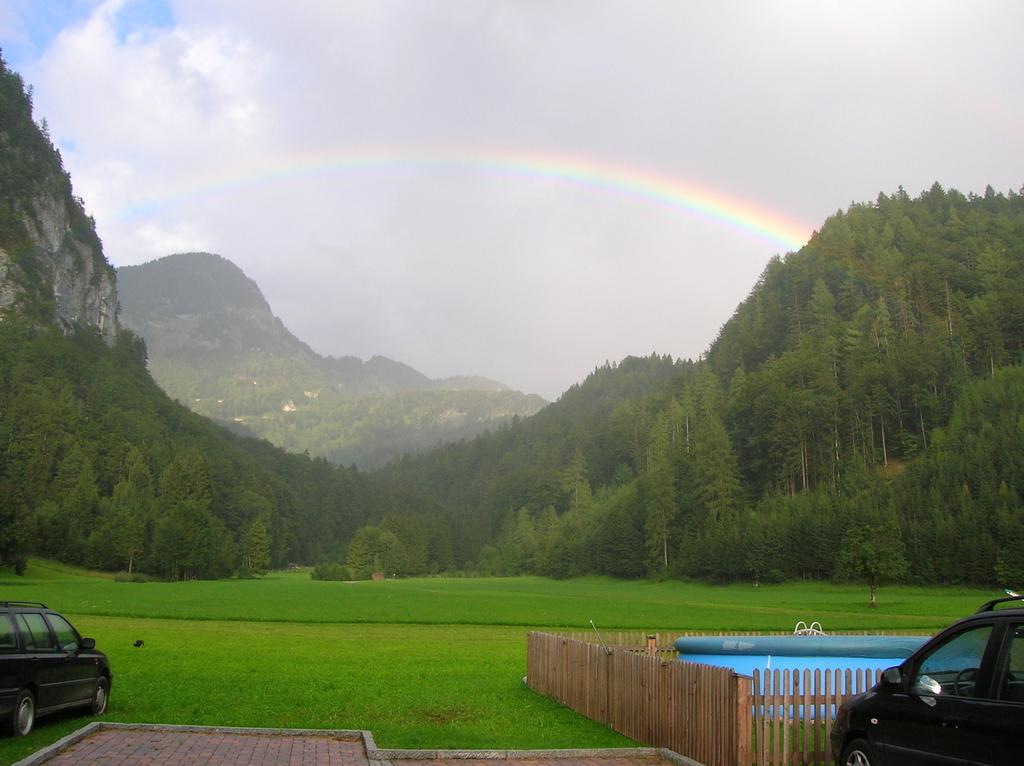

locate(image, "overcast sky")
[[2, 1, 1022, 399]]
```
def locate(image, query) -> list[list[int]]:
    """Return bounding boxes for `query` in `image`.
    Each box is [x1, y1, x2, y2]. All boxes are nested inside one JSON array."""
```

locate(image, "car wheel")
[[91, 676, 110, 716], [840, 737, 876, 766], [10, 689, 35, 737]]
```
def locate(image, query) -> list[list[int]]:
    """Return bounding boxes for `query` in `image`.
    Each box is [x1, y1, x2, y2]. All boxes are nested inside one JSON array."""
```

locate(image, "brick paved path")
[[18, 725, 682, 766], [37, 728, 368, 766]]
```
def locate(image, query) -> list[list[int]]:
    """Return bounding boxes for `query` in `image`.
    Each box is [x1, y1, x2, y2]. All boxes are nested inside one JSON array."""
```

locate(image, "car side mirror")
[[881, 666, 903, 687], [80, 637, 96, 651]]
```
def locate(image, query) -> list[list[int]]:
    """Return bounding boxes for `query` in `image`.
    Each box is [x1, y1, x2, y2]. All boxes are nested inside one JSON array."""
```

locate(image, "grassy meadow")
[[0, 560, 999, 765]]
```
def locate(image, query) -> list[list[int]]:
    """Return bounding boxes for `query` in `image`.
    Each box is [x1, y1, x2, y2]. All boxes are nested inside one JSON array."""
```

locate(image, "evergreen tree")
[[642, 415, 676, 573], [241, 517, 272, 575]]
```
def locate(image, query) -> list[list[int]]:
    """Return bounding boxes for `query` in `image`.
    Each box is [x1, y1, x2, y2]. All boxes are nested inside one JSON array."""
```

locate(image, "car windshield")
[[912, 624, 992, 697]]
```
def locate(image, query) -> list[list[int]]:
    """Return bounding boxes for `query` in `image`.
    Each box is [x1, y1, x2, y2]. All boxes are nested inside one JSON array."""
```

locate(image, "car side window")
[[997, 625, 1024, 704], [911, 624, 992, 698], [46, 613, 81, 652], [16, 612, 57, 652], [0, 614, 17, 652]]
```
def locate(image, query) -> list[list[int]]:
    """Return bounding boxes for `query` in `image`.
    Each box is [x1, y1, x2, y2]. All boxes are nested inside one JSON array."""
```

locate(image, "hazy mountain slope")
[[117, 252, 546, 468], [0, 55, 388, 574]]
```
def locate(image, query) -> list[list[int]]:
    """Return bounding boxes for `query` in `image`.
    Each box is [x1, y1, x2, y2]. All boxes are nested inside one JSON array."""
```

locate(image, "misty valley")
[[1, 52, 1023, 592]]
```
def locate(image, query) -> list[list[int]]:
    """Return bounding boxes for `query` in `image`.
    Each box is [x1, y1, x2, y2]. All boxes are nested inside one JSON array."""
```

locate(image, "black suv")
[[831, 595, 1024, 766], [0, 602, 111, 736]]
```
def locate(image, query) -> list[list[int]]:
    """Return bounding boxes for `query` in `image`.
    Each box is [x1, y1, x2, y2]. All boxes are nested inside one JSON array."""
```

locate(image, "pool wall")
[[675, 634, 929, 676]]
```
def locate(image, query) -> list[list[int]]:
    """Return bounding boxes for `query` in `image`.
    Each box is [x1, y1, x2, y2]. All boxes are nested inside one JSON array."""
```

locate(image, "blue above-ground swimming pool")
[[674, 634, 930, 676]]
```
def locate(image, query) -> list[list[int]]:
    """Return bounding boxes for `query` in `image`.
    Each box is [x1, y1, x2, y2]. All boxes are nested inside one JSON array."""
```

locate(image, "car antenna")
[[589, 619, 611, 655]]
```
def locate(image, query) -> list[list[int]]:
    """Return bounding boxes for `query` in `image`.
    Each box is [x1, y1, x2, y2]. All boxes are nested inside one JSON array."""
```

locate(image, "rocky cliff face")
[[7, 186, 117, 340], [0, 62, 118, 341]]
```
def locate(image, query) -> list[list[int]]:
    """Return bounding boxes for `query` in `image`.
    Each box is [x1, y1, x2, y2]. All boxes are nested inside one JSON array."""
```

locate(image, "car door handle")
[[940, 717, 962, 729]]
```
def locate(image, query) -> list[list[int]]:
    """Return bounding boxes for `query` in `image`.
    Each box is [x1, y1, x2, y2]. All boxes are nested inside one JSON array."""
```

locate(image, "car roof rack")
[[976, 595, 1024, 613], [0, 601, 48, 609]]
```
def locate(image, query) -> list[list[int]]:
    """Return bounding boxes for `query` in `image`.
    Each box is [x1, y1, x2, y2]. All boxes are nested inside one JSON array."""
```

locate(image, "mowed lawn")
[[0, 617, 626, 765], [0, 561, 998, 764], [5, 560, 991, 629]]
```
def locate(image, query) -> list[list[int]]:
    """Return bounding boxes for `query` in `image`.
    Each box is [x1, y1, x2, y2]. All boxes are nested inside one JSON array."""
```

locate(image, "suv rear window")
[[46, 613, 80, 652], [16, 612, 57, 651], [0, 614, 17, 652]]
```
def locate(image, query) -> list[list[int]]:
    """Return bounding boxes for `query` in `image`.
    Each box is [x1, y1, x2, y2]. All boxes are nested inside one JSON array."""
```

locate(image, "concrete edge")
[[93, 721, 366, 738], [12, 721, 369, 765], [369, 747, 666, 760], [12, 721, 104, 766], [657, 747, 706, 766]]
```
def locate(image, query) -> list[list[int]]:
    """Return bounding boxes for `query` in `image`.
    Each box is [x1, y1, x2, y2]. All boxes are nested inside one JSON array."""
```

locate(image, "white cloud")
[[129, 219, 213, 259]]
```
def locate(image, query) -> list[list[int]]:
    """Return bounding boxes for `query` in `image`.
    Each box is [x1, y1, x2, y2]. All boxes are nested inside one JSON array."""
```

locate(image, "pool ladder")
[[792, 620, 826, 635]]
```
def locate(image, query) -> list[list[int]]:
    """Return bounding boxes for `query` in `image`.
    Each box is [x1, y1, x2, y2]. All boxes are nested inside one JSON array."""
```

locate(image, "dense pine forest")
[[0, 316, 411, 576], [3, 51, 1022, 588], [376, 186, 1024, 587]]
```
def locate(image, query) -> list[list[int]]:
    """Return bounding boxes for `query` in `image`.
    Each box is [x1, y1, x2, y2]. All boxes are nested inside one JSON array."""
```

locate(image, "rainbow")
[[117, 147, 813, 252]]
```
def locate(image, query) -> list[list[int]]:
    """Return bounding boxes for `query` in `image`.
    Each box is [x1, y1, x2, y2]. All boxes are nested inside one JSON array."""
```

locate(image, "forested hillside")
[[0, 56, 402, 577], [369, 186, 1024, 586], [0, 320, 391, 572], [376, 353, 691, 569], [118, 252, 546, 469]]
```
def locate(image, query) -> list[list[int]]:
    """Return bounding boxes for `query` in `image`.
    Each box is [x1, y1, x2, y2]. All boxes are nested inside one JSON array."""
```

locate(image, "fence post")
[[603, 643, 611, 725], [736, 673, 752, 766], [647, 634, 657, 656]]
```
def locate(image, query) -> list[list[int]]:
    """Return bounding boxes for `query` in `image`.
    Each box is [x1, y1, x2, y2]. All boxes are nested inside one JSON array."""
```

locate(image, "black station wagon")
[[831, 594, 1024, 766], [0, 602, 111, 736]]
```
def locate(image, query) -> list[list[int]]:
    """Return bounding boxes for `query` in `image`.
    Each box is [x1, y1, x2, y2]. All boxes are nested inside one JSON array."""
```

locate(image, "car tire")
[[90, 676, 110, 716], [840, 737, 876, 766], [9, 689, 35, 737]]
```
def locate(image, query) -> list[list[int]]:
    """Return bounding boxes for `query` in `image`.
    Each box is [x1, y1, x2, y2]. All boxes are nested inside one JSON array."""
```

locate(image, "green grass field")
[[0, 561, 998, 765]]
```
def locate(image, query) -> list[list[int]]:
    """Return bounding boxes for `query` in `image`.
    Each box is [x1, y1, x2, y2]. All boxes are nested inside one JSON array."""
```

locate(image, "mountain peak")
[[116, 252, 547, 467], [118, 252, 270, 318]]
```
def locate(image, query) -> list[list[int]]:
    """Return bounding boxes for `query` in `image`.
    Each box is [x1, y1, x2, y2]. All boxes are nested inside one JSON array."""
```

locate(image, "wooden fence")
[[751, 667, 881, 766], [527, 632, 750, 766], [526, 632, 889, 766]]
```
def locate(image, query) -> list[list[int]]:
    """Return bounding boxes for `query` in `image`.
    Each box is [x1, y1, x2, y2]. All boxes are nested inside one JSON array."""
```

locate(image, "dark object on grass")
[[133, 639, 144, 647]]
